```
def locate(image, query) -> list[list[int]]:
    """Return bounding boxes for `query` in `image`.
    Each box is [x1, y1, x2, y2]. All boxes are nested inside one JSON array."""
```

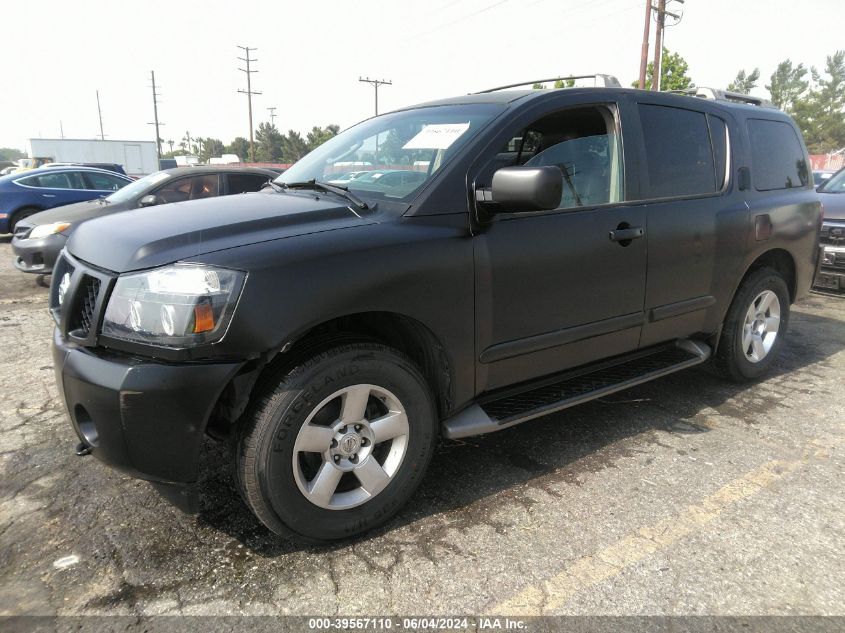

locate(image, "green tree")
[[225, 137, 250, 161], [282, 130, 309, 162], [254, 123, 285, 162], [796, 50, 845, 153], [766, 59, 809, 113], [727, 68, 760, 94], [632, 48, 694, 91], [0, 147, 25, 161], [306, 125, 340, 151], [198, 138, 225, 162]]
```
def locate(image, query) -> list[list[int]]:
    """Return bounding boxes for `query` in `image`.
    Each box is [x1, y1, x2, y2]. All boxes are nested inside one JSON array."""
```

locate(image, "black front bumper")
[[52, 328, 243, 512], [11, 233, 66, 274]]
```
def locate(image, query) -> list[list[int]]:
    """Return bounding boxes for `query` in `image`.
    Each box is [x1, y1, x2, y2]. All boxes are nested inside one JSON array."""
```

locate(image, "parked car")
[[11, 166, 276, 275], [0, 166, 132, 234], [43, 162, 128, 176], [0, 166, 16, 176], [813, 169, 836, 188], [51, 80, 820, 542], [815, 166, 845, 291]]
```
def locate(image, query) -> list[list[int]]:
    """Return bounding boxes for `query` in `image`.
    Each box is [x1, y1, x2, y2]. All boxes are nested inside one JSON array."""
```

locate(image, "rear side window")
[[708, 115, 728, 190], [227, 173, 270, 194], [17, 172, 85, 189], [747, 119, 809, 191], [638, 104, 717, 199]]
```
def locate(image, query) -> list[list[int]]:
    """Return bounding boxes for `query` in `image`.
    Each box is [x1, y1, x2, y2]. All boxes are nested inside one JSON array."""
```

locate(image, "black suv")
[[50, 79, 821, 542]]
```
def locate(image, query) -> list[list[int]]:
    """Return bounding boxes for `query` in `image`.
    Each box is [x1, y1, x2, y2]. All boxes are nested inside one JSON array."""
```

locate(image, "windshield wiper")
[[279, 179, 369, 210]]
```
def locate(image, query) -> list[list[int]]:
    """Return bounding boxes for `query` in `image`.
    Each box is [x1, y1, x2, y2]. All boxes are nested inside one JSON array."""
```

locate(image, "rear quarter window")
[[747, 119, 809, 191]]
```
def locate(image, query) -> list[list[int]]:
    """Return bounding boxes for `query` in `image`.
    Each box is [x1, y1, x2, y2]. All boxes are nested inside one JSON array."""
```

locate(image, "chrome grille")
[[820, 223, 845, 246]]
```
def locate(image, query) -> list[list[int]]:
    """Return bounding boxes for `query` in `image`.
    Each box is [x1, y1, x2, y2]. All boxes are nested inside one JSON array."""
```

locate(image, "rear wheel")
[[235, 343, 437, 542], [712, 267, 790, 382], [9, 207, 39, 234]]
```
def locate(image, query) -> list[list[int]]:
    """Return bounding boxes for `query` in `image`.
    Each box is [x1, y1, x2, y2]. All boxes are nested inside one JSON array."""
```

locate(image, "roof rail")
[[670, 87, 775, 108], [475, 74, 621, 94]]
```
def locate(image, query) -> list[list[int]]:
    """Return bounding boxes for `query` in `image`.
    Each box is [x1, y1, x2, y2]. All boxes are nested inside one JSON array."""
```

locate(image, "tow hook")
[[75, 442, 92, 457]]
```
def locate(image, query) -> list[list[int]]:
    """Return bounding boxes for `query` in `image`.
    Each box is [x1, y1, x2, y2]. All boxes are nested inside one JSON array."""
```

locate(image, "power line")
[[408, 0, 512, 41], [237, 45, 262, 162], [359, 77, 392, 116]]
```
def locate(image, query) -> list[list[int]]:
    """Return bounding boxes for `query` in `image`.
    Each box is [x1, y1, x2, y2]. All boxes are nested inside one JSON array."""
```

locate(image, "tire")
[[9, 207, 39, 234], [712, 267, 790, 382], [235, 343, 438, 543]]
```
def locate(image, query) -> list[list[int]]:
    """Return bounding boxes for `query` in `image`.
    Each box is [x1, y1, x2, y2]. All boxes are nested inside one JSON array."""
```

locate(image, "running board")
[[443, 340, 711, 439]]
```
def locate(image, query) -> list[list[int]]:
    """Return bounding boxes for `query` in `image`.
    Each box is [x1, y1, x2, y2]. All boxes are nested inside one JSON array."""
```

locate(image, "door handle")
[[42, 194, 56, 198], [609, 227, 644, 242]]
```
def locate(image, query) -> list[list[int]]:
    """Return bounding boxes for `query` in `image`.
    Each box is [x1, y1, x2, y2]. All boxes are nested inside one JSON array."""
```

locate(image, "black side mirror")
[[139, 194, 159, 207], [491, 166, 562, 212]]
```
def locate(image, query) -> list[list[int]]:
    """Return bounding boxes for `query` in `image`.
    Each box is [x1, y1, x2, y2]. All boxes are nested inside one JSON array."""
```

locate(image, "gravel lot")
[[1, 235, 843, 618]]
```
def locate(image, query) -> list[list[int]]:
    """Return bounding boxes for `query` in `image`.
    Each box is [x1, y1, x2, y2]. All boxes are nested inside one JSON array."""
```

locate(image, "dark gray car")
[[816, 167, 845, 291], [11, 166, 276, 275]]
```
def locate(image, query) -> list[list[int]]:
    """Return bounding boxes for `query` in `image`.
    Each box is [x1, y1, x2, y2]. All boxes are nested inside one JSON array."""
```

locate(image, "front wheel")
[[9, 207, 39, 234], [235, 343, 438, 542], [712, 267, 790, 382]]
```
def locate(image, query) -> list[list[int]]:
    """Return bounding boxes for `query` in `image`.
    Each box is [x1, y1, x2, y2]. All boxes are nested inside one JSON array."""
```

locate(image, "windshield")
[[276, 104, 502, 202], [820, 168, 845, 193], [106, 171, 172, 204]]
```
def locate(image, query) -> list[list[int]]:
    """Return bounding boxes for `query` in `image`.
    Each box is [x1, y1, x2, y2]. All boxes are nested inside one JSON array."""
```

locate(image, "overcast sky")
[[2, 0, 843, 152]]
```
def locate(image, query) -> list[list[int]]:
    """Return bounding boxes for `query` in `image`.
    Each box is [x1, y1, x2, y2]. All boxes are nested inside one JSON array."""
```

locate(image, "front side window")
[[639, 104, 717, 199], [479, 105, 624, 209], [155, 175, 219, 204], [277, 104, 501, 203], [819, 169, 845, 193], [747, 119, 809, 191]]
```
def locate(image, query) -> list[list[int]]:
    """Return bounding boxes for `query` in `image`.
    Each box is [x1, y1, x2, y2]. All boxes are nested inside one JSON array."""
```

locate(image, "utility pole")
[[650, 0, 683, 91], [148, 71, 164, 163], [96, 90, 105, 140], [267, 106, 277, 127], [237, 45, 261, 162], [60, 120, 64, 139], [359, 77, 392, 116], [638, 0, 652, 89]]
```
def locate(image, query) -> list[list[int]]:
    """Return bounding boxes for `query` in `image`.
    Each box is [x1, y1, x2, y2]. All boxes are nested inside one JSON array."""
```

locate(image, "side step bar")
[[443, 340, 711, 439]]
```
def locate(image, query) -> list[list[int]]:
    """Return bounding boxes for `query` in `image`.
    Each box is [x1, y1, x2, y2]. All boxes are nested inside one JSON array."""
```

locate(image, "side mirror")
[[491, 166, 562, 212], [139, 194, 159, 207]]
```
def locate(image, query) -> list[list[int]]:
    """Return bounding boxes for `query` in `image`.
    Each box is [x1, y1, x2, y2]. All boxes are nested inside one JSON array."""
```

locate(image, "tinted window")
[[708, 115, 728, 190], [639, 104, 716, 198], [83, 172, 127, 191], [747, 119, 809, 191], [227, 173, 270, 194], [18, 171, 86, 189], [154, 175, 219, 204]]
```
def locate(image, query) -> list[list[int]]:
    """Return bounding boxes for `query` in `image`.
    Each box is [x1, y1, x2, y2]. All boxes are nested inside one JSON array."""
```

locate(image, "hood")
[[20, 198, 131, 228], [67, 191, 375, 273], [819, 191, 845, 222]]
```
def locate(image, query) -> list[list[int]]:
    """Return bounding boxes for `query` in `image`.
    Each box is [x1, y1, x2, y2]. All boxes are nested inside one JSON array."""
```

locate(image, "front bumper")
[[11, 233, 66, 274], [815, 245, 845, 292], [52, 328, 242, 512]]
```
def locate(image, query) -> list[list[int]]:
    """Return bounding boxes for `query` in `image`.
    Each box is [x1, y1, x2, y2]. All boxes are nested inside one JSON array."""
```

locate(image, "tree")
[[306, 125, 340, 152], [198, 138, 225, 162], [254, 123, 285, 162], [225, 137, 250, 161], [166, 140, 175, 153], [0, 147, 25, 161], [282, 130, 309, 162], [727, 68, 760, 94], [795, 50, 845, 153], [766, 60, 809, 113], [632, 47, 694, 91]]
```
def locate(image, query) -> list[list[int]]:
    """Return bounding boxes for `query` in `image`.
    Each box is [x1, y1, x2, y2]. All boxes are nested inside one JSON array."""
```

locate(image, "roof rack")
[[475, 74, 621, 94], [669, 87, 775, 108]]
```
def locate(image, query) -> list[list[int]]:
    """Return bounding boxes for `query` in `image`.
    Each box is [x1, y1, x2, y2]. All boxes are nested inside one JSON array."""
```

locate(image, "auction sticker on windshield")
[[403, 122, 470, 149]]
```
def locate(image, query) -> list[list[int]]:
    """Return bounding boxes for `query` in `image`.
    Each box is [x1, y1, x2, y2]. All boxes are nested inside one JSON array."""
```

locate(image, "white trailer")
[[27, 138, 158, 177]]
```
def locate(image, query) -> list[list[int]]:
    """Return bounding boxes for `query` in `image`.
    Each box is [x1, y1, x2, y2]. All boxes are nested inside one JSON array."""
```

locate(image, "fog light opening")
[[74, 404, 99, 447]]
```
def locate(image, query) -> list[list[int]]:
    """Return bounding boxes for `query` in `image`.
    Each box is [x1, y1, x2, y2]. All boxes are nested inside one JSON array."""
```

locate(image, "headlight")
[[102, 264, 246, 347], [29, 222, 71, 239]]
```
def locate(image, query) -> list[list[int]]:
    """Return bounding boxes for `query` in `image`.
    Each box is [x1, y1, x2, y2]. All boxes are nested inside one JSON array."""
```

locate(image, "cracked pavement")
[[0, 236, 843, 616]]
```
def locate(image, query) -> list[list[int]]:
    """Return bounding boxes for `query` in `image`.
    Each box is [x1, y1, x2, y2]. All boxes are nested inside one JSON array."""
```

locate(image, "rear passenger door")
[[31, 171, 91, 207], [630, 99, 748, 347]]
